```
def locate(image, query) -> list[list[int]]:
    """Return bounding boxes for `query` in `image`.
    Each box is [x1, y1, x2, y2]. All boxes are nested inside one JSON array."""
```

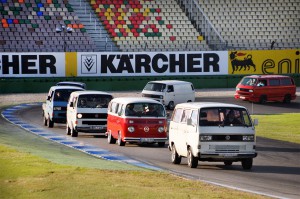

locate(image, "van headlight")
[[158, 127, 164, 133], [53, 106, 62, 110], [243, 135, 254, 141], [236, 87, 240, 91], [128, 126, 135, 133], [77, 114, 82, 119], [200, 135, 212, 141]]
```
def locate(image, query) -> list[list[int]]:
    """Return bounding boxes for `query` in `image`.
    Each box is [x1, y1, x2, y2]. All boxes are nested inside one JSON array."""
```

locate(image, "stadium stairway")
[[68, 0, 119, 51]]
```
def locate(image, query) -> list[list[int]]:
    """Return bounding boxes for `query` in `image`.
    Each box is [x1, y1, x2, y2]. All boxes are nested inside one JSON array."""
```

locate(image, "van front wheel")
[[117, 132, 125, 146], [187, 148, 198, 168], [224, 161, 233, 166], [66, 123, 71, 135], [259, 95, 267, 104], [283, 94, 291, 103], [168, 101, 175, 110], [108, 132, 116, 144], [171, 145, 181, 164], [71, 127, 78, 137], [241, 158, 253, 170]]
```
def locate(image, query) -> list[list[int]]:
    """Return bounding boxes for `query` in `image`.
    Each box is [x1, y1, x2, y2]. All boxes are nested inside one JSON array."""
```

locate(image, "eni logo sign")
[[229, 50, 300, 75], [262, 50, 299, 74]]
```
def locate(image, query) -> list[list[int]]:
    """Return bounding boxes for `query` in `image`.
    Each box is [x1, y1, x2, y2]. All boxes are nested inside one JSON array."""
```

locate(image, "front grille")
[[58, 113, 66, 117], [61, 107, 67, 111], [239, 88, 249, 92], [82, 121, 107, 125], [212, 135, 243, 141], [81, 113, 107, 119]]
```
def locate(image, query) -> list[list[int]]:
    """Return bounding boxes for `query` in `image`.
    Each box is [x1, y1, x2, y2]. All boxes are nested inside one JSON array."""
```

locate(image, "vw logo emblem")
[[225, 135, 230, 141], [144, 126, 149, 132]]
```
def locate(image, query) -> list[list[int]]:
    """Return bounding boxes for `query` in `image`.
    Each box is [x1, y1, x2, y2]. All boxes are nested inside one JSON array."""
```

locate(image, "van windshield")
[[200, 108, 252, 127], [54, 89, 81, 102], [240, 78, 258, 86], [78, 94, 112, 108], [125, 103, 165, 117], [144, 83, 166, 92]]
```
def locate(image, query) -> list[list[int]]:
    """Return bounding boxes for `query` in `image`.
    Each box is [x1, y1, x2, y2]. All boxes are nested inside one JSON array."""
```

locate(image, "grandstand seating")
[[90, 0, 208, 51], [0, 0, 299, 52], [196, 0, 300, 50], [0, 0, 97, 52]]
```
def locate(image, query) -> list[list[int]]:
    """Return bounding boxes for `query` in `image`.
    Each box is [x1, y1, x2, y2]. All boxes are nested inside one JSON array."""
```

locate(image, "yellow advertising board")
[[228, 49, 300, 75], [65, 52, 77, 77]]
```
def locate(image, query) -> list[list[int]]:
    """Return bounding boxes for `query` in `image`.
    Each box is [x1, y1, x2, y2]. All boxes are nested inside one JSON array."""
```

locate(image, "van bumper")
[[198, 152, 257, 160], [75, 126, 107, 133], [124, 137, 168, 143]]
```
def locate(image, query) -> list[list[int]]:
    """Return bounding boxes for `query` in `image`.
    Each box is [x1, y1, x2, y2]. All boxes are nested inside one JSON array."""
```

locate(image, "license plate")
[[141, 138, 154, 142], [240, 96, 245, 99], [91, 126, 103, 130], [220, 153, 237, 157]]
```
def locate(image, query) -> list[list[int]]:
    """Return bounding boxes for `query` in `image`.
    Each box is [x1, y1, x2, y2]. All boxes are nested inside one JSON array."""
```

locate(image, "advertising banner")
[[0, 53, 65, 77], [1, 50, 298, 78], [228, 49, 300, 75], [76, 51, 228, 77]]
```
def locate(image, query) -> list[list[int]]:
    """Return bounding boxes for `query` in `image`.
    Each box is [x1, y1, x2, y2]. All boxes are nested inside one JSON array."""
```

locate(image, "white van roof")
[[71, 90, 113, 97], [148, 80, 192, 85], [175, 102, 246, 109], [50, 86, 85, 91], [111, 97, 163, 105]]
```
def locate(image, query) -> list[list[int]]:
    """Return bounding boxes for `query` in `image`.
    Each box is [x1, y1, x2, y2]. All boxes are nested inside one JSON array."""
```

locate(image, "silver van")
[[142, 80, 195, 110]]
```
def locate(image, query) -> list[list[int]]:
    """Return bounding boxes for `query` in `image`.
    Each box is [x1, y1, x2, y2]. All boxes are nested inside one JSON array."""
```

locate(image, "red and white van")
[[106, 97, 168, 147], [235, 75, 297, 103]]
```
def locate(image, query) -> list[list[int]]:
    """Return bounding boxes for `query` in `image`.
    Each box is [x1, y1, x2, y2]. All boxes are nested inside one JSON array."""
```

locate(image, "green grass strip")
[[253, 113, 300, 144]]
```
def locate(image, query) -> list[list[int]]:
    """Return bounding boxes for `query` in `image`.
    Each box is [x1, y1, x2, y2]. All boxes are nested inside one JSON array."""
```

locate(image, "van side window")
[[269, 79, 280, 86], [257, 79, 267, 87], [190, 110, 198, 126], [181, 109, 191, 123], [167, 85, 174, 92], [281, 78, 292, 86], [172, 108, 183, 123], [191, 84, 195, 90], [117, 104, 124, 115], [110, 102, 119, 114], [73, 97, 78, 107]]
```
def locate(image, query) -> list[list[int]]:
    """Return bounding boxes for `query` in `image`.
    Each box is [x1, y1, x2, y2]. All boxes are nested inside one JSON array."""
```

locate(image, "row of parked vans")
[[41, 75, 297, 170]]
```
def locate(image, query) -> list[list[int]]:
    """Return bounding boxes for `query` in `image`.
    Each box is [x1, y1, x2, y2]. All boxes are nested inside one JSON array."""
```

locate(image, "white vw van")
[[142, 80, 195, 110], [168, 102, 258, 170], [66, 91, 113, 137]]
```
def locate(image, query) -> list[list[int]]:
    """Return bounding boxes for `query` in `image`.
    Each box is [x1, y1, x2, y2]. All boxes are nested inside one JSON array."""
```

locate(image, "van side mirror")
[[47, 96, 51, 101], [187, 118, 193, 126], [253, 119, 258, 126], [69, 102, 74, 107]]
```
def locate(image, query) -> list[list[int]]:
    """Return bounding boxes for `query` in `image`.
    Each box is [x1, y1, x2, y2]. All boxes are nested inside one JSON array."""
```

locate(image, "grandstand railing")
[[178, 0, 227, 50]]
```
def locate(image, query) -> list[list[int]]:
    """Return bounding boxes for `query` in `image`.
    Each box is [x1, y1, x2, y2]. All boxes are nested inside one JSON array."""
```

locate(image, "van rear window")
[[281, 78, 293, 85]]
